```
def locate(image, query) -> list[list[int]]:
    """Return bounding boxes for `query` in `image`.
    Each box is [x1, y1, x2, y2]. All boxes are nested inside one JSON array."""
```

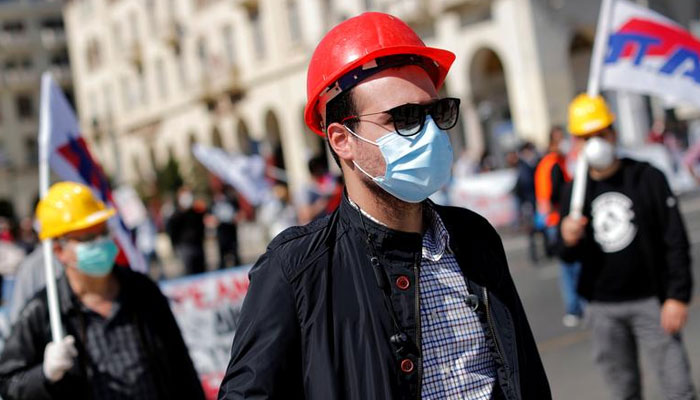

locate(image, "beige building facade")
[[61, 0, 699, 203], [0, 0, 71, 217]]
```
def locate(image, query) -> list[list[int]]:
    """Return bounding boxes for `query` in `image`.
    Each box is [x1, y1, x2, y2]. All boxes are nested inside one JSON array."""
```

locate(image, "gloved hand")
[[42, 335, 78, 383]]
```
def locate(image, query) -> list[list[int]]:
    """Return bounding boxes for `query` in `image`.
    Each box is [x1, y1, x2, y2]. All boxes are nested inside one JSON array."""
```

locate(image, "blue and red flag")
[[39, 73, 147, 273], [599, 0, 700, 108]]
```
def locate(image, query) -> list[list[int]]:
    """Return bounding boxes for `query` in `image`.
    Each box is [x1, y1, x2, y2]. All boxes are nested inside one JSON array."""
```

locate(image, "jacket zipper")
[[414, 253, 422, 400]]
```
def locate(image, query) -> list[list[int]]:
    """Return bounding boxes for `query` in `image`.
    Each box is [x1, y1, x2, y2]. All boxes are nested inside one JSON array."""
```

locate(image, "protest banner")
[[448, 169, 518, 227], [160, 266, 251, 399]]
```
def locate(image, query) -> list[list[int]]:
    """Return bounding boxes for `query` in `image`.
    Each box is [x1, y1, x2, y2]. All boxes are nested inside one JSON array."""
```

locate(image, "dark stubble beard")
[[358, 170, 422, 223], [351, 134, 422, 221]]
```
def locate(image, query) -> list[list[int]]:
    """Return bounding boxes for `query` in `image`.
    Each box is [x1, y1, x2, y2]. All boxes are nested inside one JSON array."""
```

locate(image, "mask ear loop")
[[344, 125, 384, 182], [344, 124, 379, 146]]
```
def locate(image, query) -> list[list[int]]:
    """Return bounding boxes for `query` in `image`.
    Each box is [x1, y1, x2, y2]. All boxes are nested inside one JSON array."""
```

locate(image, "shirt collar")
[[346, 196, 387, 227], [346, 194, 451, 260], [59, 267, 128, 319], [422, 206, 451, 262]]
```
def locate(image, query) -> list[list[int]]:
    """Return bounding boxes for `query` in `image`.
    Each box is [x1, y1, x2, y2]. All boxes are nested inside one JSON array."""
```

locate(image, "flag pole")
[[587, 0, 614, 99], [39, 72, 64, 343], [569, 0, 615, 219]]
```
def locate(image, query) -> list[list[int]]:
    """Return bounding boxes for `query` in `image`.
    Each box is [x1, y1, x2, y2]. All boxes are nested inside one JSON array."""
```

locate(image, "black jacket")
[[219, 195, 550, 399], [167, 208, 206, 247], [0, 267, 205, 400], [559, 158, 693, 303]]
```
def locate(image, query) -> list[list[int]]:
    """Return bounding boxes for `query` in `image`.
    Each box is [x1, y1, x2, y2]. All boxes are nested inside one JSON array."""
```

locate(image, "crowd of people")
[[0, 153, 347, 286], [0, 9, 696, 399]]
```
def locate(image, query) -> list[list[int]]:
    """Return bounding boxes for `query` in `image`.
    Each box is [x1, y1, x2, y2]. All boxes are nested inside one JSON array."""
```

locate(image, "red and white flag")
[[599, 0, 700, 108], [39, 73, 147, 273]]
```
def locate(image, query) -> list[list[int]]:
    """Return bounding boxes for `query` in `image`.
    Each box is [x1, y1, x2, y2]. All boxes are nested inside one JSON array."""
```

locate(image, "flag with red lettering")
[[39, 73, 147, 273], [599, 0, 700, 107]]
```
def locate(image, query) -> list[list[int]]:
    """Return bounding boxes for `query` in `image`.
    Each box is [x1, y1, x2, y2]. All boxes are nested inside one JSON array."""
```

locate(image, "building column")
[[496, 0, 559, 147], [277, 104, 310, 201], [463, 99, 485, 161]]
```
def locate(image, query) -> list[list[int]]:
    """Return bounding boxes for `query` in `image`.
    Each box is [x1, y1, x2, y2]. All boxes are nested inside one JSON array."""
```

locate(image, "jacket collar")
[[339, 192, 423, 255], [58, 266, 130, 316]]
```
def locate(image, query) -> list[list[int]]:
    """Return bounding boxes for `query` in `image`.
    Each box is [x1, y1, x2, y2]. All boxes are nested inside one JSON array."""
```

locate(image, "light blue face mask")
[[74, 237, 119, 277], [347, 115, 454, 203]]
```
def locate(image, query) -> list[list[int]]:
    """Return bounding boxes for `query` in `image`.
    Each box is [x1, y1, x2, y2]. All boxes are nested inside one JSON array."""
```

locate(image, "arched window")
[[469, 48, 511, 169], [235, 118, 253, 155], [264, 109, 286, 171]]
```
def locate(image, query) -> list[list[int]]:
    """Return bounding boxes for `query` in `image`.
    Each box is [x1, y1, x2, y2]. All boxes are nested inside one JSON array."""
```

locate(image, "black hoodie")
[[560, 158, 693, 303]]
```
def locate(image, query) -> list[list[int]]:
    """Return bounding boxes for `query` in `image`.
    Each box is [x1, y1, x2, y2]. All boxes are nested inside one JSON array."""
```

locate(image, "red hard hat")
[[304, 12, 455, 136]]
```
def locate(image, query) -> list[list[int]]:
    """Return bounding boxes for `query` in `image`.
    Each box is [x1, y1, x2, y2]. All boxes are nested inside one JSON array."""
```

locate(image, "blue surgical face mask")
[[347, 115, 454, 203], [74, 237, 118, 277]]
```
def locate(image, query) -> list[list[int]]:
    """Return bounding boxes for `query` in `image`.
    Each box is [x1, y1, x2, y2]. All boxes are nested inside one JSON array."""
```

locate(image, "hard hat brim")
[[569, 114, 616, 136], [39, 207, 116, 240], [304, 45, 455, 136]]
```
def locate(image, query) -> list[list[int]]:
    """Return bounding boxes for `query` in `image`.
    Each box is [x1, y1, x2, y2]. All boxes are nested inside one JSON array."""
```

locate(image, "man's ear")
[[53, 240, 67, 264], [327, 123, 354, 162]]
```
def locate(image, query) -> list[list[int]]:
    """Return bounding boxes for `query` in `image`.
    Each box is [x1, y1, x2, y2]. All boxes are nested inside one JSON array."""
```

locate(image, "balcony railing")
[[199, 64, 244, 109], [0, 32, 32, 49], [128, 43, 143, 70], [238, 0, 259, 13], [1, 69, 36, 89], [49, 66, 72, 84], [40, 29, 67, 48], [380, 0, 487, 20], [161, 20, 183, 53], [382, 0, 432, 24]]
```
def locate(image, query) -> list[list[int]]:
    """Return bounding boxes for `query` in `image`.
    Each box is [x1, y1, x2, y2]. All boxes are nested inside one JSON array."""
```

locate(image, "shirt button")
[[395, 275, 410, 290], [400, 358, 414, 373]]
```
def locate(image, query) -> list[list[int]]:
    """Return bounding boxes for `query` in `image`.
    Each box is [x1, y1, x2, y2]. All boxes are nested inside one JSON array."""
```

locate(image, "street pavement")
[[503, 192, 700, 399]]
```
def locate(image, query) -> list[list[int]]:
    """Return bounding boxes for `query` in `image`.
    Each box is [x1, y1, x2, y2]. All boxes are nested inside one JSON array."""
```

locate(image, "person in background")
[[211, 186, 241, 269], [682, 136, 700, 185], [298, 155, 341, 224], [0, 182, 204, 400], [135, 214, 159, 272], [511, 142, 540, 264], [478, 153, 496, 172], [535, 126, 584, 327], [257, 183, 298, 241], [16, 216, 38, 255], [8, 246, 63, 324], [0, 217, 13, 243], [167, 186, 206, 275], [561, 95, 695, 399]]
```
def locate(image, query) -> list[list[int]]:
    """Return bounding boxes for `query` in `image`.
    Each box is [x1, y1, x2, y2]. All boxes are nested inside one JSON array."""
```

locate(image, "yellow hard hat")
[[567, 94, 616, 136], [35, 182, 115, 240]]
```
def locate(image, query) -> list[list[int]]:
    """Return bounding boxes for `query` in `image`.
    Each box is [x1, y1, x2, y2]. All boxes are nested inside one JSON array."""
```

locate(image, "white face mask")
[[178, 192, 194, 209], [584, 137, 616, 170], [558, 139, 571, 154]]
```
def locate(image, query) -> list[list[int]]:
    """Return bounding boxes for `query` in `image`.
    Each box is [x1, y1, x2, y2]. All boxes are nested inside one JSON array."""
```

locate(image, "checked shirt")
[[420, 207, 497, 400]]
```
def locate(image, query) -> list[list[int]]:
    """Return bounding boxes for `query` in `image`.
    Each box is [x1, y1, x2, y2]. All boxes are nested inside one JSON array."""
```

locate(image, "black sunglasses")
[[342, 97, 461, 137]]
